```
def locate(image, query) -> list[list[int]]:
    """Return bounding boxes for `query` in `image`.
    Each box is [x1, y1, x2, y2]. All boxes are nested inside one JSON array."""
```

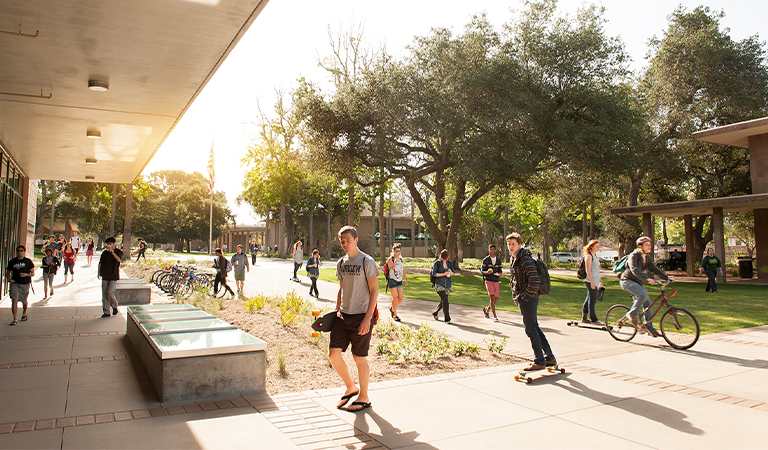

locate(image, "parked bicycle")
[[605, 280, 699, 350]]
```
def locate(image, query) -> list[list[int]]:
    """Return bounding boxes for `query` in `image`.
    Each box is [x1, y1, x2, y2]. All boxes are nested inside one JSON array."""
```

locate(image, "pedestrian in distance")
[[306, 249, 322, 297], [41, 247, 59, 299], [431, 249, 454, 324], [231, 244, 249, 295], [581, 239, 605, 325], [62, 242, 76, 283], [58, 235, 67, 258], [134, 237, 148, 263], [213, 248, 235, 297], [619, 236, 670, 337], [97, 237, 122, 318], [85, 238, 95, 266], [482, 244, 503, 322], [70, 231, 81, 256], [508, 232, 557, 371], [329, 226, 378, 413], [699, 247, 724, 293], [5, 245, 35, 325], [249, 239, 258, 265], [43, 235, 60, 258], [385, 243, 407, 322], [291, 241, 303, 282]]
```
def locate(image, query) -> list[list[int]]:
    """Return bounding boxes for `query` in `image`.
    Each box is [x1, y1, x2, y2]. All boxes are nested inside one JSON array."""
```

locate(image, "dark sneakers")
[[101, 313, 110, 318], [112, 308, 118, 316]]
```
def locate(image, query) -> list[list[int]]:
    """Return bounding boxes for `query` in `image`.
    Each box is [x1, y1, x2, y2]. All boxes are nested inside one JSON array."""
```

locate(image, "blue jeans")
[[620, 279, 657, 332], [518, 296, 554, 366], [582, 281, 599, 322]]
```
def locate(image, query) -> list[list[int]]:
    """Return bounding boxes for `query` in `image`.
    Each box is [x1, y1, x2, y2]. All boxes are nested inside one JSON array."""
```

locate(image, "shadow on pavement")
[[353, 408, 439, 449], [659, 347, 768, 369]]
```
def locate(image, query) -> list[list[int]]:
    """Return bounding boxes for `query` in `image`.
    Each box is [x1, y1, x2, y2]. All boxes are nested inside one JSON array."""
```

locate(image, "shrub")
[[243, 293, 270, 313], [484, 331, 507, 353], [374, 320, 478, 364], [277, 290, 310, 326]]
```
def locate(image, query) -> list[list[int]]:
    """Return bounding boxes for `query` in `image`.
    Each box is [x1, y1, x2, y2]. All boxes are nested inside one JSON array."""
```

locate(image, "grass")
[[318, 268, 768, 335]]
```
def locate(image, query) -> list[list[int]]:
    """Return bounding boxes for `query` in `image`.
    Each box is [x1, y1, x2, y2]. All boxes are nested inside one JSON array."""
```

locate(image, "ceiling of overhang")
[[0, 0, 268, 184]]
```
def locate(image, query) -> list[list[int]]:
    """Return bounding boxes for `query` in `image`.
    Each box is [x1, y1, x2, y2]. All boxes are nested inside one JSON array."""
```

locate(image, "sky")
[[141, 0, 768, 225]]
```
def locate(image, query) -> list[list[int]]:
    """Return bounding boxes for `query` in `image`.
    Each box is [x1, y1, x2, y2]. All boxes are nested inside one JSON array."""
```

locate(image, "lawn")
[[319, 268, 768, 335]]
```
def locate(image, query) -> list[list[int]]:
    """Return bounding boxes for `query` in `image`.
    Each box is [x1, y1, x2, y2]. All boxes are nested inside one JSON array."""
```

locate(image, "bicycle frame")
[[638, 282, 677, 325]]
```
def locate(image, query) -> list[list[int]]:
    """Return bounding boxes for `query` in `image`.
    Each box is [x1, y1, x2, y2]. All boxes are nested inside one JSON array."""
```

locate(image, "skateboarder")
[[507, 233, 556, 371]]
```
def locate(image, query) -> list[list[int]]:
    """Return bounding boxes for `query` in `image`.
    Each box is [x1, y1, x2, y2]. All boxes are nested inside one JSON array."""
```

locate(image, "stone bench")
[[126, 304, 267, 402], [115, 279, 151, 305]]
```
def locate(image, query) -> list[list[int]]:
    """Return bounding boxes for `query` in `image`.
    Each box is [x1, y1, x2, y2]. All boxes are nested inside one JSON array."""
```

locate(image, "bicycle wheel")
[[660, 308, 699, 350], [605, 305, 637, 342]]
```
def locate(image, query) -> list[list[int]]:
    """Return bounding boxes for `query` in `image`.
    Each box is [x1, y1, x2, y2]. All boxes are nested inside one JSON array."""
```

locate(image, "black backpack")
[[577, 258, 587, 280], [532, 257, 551, 296]]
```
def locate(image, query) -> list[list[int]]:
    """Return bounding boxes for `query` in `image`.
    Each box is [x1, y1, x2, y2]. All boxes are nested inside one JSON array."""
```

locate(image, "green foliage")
[[374, 320, 478, 364], [275, 347, 287, 375], [243, 293, 270, 313], [277, 290, 311, 326], [484, 331, 507, 353]]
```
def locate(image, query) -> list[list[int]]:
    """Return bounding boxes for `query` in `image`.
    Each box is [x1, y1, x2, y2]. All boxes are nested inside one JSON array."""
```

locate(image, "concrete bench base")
[[116, 280, 150, 305], [127, 315, 266, 403]]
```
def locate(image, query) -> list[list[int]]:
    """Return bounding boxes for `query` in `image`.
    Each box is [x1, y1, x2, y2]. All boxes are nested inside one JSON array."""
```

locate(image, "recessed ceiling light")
[[86, 130, 101, 139], [85, 158, 97, 165], [88, 79, 109, 91], [85, 175, 95, 180]]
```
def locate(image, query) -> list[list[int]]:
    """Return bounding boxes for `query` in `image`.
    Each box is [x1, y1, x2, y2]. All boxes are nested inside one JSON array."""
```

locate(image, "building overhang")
[[0, 0, 269, 183], [691, 117, 768, 148], [610, 193, 768, 218]]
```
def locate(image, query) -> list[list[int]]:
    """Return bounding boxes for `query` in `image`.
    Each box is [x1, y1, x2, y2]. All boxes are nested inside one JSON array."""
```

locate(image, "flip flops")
[[20, 316, 27, 322], [483, 307, 490, 319], [336, 391, 359, 409], [345, 401, 371, 412], [9, 320, 17, 326], [390, 308, 401, 322]]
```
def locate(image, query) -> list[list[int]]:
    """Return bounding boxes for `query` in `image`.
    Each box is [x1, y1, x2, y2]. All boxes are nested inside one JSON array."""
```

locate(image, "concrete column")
[[684, 215, 695, 277], [748, 134, 768, 194], [755, 209, 768, 279], [712, 207, 726, 283]]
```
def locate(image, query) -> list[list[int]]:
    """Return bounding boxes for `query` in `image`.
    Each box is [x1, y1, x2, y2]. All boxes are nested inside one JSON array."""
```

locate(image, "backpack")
[[576, 258, 587, 280], [613, 254, 630, 277], [532, 257, 551, 296], [225, 258, 233, 273]]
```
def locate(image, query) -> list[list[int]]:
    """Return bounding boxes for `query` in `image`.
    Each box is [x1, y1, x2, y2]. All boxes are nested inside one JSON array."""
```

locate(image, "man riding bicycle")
[[619, 236, 671, 338]]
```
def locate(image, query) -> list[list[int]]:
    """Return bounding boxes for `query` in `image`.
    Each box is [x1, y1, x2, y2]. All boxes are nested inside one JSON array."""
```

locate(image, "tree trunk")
[[692, 215, 713, 265], [410, 197, 415, 258], [582, 202, 589, 250], [378, 190, 385, 265], [309, 201, 314, 253], [504, 192, 509, 261], [326, 198, 333, 259], [388, 192, 393, 250], [370, 198, 376, 257], [590, 200, 595, 240], [280, 197, 286, 257], [264, 210, 271, 253], [49, 181, 57, 236], [110, 183, 117, 237], [122, 184, 133, 261], [347, 182, 355, 226], [542, 222, 551, 262], [662, 218, 668, 245]]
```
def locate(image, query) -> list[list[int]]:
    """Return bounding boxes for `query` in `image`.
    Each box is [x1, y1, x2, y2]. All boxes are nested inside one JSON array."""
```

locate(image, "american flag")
[[207, 140, 215, 194]]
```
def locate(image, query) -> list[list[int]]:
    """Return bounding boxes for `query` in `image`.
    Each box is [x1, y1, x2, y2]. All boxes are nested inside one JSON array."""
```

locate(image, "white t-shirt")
[[70, 236, 81, 249], [390, 256, 404, 282]]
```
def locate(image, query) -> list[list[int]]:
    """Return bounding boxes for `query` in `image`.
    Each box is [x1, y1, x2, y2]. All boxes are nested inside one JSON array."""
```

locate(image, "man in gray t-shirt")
[[328, 226, 378, 413]]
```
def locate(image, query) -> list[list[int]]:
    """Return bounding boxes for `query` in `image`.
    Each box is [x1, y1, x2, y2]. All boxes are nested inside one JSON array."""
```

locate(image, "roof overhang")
[[691, 117, 768, 148], [0, 0, 269, 183], [610, 193, 768, 218]]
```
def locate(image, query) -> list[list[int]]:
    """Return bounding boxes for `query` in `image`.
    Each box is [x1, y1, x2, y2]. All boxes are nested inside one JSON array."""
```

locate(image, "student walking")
[[481, 244, 503, 322], [291, 241, 303, 281], [431, 249, 454, 324], [250, 240, 259, 265], [85, 238, 95, 266], [41, 247, 59, 299], [231, 245, 249, 295], [306, 249, 322, 297], [329, 226, 378, 413], [385, 244, 407, 322], [62, 243, 76, 283], [43, 235, 60, 258], [97, 237, 122, 318], [70, 231, 81, 256], [508, 232, 556, 371], [134, 238, 148, 263], [699, 248, 724, 293], [213, 248, 235, 297], [581, 239, 604, 325], [5, 245, 35, 325]]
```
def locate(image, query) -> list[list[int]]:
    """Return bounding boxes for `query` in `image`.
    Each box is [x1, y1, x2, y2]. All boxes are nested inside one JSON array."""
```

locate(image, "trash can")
[[738, 259, 753, 279]]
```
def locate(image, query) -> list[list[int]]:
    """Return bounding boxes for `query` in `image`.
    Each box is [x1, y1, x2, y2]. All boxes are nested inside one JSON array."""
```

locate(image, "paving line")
[[0, 354, 134, 370], [0, 331, 124, 341]]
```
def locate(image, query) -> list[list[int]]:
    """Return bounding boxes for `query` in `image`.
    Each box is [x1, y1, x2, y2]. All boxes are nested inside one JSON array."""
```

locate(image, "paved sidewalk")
[[0, 258, 766, 449]]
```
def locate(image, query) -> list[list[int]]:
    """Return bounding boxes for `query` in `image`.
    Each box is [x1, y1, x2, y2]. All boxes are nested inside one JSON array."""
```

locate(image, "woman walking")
[[41, 247, 59, 299], [431, 249, 454, 324], [306, 249, 322, 297], [85, 238, 95, 266], [291, 241, 303, 282], [699, 248, 724, 293], [62, 242, 76, 283], [581, 239, 604, 325], [386, 243, 407, 322]]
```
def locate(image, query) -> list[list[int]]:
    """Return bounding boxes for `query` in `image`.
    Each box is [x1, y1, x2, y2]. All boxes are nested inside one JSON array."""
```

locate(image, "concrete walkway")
[[0, 257, 766, 449]]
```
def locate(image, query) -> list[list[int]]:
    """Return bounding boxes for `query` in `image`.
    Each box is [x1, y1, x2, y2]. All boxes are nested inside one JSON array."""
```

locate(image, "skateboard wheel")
[[559, 368, 565, 374], [526, 378, 532, 383]]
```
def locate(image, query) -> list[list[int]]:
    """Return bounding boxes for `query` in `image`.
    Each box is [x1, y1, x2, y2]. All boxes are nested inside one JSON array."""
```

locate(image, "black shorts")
[[329, 312, 374, 357], [387, 279, 403, 289]]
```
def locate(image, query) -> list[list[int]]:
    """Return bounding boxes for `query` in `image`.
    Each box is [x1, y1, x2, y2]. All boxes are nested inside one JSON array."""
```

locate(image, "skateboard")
[[514, 365, 566, 383], [567, 320, 607, 331]]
